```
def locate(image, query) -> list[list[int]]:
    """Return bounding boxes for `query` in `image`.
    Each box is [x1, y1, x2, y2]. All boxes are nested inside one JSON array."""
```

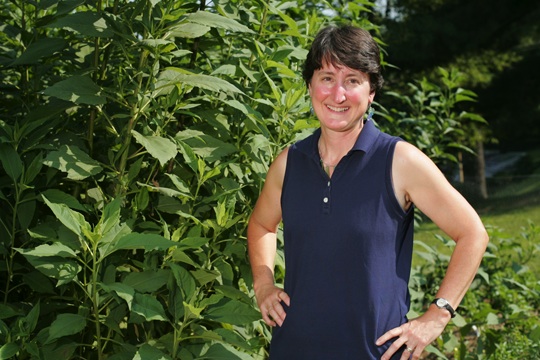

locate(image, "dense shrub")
[[409, 223, 540, 359]]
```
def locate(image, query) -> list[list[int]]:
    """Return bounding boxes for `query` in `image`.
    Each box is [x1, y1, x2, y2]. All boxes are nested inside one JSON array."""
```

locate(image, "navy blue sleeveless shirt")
[[270, 120, 414, 359]]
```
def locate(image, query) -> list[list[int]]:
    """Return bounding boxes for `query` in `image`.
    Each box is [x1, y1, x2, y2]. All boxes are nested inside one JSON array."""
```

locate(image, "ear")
[[369, 91, 376, 103]]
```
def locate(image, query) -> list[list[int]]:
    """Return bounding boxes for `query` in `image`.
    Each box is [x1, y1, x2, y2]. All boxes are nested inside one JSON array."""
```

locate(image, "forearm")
[[247, 219, 279, 292], [434, 229, 489, 311]]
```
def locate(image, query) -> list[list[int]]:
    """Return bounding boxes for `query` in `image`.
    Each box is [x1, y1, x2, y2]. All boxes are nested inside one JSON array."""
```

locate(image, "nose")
[[333, 84, 346, 103]]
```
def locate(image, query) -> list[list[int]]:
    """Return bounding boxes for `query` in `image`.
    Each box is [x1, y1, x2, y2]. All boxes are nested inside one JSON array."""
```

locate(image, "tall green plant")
[[408, 223, 540, 359], [379, 67, 487, 168], [0, 0, 326, 358]]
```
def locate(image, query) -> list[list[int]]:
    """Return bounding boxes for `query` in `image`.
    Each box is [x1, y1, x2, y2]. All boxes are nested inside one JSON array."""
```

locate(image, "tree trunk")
[[458, 151, 465, 184], [476, 140, 488, 199]]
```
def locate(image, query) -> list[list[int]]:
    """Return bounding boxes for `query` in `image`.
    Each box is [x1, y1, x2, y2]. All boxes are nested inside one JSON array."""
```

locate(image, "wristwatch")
[[431, 298, 456, 318]]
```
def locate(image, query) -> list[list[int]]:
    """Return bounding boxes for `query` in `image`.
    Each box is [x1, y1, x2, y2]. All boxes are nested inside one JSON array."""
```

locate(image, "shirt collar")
[[349, 119, 379, 153], [296, 120, 381, 161]]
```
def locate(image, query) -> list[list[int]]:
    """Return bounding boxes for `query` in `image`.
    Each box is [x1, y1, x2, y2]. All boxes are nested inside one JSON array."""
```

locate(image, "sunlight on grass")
[[414, 148, 540, 277], [414, 198, 540, 277]]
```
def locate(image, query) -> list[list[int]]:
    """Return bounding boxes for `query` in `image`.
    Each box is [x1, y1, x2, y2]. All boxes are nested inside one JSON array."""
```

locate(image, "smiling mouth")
[[326, 105, 349, 112]]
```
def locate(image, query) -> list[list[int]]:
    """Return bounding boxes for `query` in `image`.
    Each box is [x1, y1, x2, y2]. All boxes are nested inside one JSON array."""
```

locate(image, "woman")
[[247, 25, 488, 360]]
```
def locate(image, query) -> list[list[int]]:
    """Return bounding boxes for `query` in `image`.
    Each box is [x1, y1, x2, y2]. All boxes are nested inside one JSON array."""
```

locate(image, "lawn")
[[414, 148, 540, 277]]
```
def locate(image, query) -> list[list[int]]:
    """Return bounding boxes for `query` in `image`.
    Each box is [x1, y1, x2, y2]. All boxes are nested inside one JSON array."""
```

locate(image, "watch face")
[[436, 298, 447, 307]]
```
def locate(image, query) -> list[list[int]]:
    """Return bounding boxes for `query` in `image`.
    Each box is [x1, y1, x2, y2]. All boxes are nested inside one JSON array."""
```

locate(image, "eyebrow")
[[316, 69, 363, 77]]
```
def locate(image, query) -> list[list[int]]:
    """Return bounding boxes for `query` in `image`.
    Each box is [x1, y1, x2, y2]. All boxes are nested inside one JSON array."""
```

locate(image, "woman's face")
[[309, 61, 375, 133]]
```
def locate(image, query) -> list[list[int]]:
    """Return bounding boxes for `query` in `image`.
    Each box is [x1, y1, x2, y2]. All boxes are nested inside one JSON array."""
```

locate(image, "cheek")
[[349, 88, 374, 104], [311, 86, 331, 101]]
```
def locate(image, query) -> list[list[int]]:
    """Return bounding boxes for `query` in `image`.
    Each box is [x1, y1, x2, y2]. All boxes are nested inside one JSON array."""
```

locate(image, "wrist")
[[253, 279, 275, 294], [431, 297, 456, 318]]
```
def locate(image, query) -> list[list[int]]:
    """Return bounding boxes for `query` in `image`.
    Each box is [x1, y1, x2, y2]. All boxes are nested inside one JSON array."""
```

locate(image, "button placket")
[[322, 180, 331, 214]]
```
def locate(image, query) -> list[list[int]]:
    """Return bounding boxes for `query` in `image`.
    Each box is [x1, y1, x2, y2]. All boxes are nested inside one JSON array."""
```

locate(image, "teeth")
[[327, 105, 349, 112]]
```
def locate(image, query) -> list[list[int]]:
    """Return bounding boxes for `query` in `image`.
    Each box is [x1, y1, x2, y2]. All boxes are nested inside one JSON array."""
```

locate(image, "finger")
[[268, 302, 287, 326], [261, 308, 277, 327], [376, 326, 403, 345], [278, 291, 291, 306], [382, 340, 409, 360], [409, 347, 421, 360], [401, 345, 415, 360], [260, 301, 278, 327]]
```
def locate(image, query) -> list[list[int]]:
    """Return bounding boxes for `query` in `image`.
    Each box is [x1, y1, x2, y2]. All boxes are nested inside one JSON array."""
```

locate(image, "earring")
[[365, 104, 374, 121], [310, 106, 315, 115]]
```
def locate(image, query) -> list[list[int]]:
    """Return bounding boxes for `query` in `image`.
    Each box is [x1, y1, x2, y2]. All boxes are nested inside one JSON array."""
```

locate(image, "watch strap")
[[431, 298, 456, 318]]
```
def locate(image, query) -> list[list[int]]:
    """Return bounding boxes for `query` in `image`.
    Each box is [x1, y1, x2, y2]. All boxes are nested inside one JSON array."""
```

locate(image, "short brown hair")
[[302, 25, 384, 93]]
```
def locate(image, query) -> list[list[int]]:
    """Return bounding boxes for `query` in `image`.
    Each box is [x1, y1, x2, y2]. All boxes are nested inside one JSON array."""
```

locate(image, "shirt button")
[[323, 197, 329, 203], [327, 181, 331, 187]]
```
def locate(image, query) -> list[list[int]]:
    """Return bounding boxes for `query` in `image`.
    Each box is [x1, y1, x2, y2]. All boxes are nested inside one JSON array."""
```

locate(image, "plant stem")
[[116, 49, 149, 195], [3, 184, 20, 304], [91, 240, 103, 360]]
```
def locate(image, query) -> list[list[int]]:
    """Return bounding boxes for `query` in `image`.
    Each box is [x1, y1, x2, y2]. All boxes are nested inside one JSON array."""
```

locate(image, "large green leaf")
[[133, 344, 171, 360], [24, 302, 41, 337], [17, 243, 77, 258], [201, 343, 253, 360], [178, 237, 210, 250], [19, 255, 81, 285], [46, 12, 113, 37], [41, 189, 87, 212], [43, 144, 103, 180], [169, 263, 196, 301], [42, 196, 90, 239], [43, 75, 106, 105], [175, 130, 237, 162], [95, 197, 122, 236], [0, 143, 23, 182], [131, 130, 177, 167], [0, 304, 20, 320], [101, 282, 135, 310], [164, 173, 193, 198], [204, 298, 260, 325], [56, 0, 86, 17], [170, 23, 210, 38], [185, 11, 255, 34], [190, 269, 220, 287], [12, 38, 67, 65], [0, 343, 20, 360], [22, 150, 43, 184], [46, 314, 86, 344], [101, 233, 178, 258], [123, 270, 169, 293], [167, 286, 184, 322], [17, 192, 36, 231], [154, 69, 244, 96], [131, 293, 167, 321]]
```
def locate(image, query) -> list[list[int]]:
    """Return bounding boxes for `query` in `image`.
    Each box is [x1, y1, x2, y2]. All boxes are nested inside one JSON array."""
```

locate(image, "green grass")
[[414, 148, 540, 276]]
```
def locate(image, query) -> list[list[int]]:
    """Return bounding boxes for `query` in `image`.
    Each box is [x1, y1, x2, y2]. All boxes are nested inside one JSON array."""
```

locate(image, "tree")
[[378, 0, 540, 150]]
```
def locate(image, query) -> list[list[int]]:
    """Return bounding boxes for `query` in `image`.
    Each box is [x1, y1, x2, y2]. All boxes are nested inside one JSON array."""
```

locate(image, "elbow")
[[455, 224, 489, 253], [479, 224, 489, 247], [473, 226, 490, 255]]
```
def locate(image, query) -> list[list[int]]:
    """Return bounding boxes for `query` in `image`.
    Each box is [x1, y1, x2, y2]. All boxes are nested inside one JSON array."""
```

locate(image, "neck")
[[318, 121, 364, 163]]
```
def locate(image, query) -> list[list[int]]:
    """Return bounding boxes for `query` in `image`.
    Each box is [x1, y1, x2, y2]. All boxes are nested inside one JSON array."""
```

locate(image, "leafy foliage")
[[0, 0, 361, 358], [379, 67, 487, 167], [409, 222, 540, 359], [0, 0, 532, 359]]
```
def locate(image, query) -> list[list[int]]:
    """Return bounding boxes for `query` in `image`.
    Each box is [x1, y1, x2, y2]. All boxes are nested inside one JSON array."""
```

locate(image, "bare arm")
[[247, 148, 291, 327], [378, 141, 489, 359]]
